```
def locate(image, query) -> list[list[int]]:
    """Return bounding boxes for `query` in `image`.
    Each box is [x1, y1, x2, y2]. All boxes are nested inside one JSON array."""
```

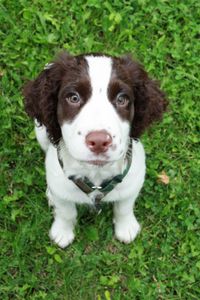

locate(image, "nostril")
[[90, 141, 95, 145], [103, 140, 111, 147], [88, 141, 95, 147]]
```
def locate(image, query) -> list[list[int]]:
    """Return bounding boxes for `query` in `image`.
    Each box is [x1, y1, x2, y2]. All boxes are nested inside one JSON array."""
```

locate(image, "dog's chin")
[[68, 152, 110, 167], [81, 154, 124, 167]]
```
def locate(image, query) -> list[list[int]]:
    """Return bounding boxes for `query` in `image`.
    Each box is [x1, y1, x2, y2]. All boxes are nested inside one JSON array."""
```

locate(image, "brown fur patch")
[[112, 55, 168, 138]]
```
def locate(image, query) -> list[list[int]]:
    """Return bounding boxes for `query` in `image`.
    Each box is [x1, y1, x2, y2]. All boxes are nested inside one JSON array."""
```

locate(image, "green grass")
[[0, 0, 200, 299]]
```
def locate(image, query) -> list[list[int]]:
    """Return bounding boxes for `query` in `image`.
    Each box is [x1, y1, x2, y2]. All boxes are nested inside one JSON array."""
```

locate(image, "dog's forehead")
[[85, 55, 113, 92]]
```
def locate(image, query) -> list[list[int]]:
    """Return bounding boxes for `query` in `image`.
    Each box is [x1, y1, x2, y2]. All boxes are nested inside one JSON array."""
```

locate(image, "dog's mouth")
[[86, 160, 109, 166], [80, 150, 126, 167]]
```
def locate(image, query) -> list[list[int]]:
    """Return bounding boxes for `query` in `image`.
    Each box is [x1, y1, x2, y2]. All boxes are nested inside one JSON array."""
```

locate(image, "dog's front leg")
[[113, 198, 141, 244], [48, 193, 77, 248]]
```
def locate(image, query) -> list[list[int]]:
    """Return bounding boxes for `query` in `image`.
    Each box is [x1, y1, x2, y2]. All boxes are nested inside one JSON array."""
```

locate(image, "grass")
[[0, 0, 199, 299]]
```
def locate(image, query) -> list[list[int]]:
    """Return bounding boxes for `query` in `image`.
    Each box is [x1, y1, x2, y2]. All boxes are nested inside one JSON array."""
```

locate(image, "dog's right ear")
[[23, 52, 75, 144]]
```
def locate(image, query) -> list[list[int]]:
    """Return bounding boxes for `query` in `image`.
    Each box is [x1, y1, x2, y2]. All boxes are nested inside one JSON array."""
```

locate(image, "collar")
[[57, 140, 133, 211]]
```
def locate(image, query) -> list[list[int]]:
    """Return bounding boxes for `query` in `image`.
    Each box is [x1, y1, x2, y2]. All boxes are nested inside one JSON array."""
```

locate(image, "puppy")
[[24, 52, 167, 248]]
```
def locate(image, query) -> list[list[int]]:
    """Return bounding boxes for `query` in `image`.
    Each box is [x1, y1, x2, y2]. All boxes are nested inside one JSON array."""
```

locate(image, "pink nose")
[[85, 130, 112, 154]]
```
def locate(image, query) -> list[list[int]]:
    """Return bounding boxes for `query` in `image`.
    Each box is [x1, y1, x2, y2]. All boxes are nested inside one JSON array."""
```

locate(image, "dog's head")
[[24, 52, 167, 166]]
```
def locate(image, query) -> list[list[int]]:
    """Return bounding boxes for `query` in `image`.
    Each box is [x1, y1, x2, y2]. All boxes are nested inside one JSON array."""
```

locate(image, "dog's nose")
[[85, 130, 112, 154]]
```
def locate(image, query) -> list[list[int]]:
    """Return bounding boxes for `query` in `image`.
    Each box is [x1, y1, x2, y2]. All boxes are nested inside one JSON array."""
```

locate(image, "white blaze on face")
[[86, 55, 112, 100], [83, 56, 117, 130], [61, 55, 130, 162]]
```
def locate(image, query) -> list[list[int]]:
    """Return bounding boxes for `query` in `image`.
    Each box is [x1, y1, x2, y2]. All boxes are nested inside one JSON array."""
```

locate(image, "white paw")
[[49, 219, 75, 248], [114, 217, 141, 244]]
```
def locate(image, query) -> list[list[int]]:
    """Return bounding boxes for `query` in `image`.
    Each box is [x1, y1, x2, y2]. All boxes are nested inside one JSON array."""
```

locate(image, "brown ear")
[[122, 56, 168, 138], [23, 52, 74, 144]]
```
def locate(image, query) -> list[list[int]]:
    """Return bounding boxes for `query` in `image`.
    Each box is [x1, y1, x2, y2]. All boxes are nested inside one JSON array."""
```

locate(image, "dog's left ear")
[[122, 56, 168, 138]]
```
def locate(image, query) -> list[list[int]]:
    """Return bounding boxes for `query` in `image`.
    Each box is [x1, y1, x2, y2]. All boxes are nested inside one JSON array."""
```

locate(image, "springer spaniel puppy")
[[24, 52, 167, 248]]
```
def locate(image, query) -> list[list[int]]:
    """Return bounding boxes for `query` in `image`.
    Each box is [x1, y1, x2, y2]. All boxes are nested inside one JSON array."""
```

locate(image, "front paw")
[[49, 219, 75, 248], [114, 217, 141, 244]]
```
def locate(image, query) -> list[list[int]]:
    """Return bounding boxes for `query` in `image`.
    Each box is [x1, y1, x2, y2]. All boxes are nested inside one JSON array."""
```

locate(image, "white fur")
[[34, 120, 50, 152], [34, 56, 146, 248]]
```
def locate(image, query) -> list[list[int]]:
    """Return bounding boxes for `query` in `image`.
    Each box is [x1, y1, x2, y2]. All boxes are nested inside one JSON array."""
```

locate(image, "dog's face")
[[57, 56, 134, 165], [24, 52, 167, 165]]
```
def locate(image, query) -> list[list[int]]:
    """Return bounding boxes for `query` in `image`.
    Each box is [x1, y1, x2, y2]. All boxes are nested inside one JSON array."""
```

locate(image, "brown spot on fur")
[[57, 76, 91, 125], [112, 55, 168, 138], [108, 78, 134, 122]]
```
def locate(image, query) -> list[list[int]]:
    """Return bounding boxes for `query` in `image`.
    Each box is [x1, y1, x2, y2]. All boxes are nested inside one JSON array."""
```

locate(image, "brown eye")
[[116, 93, 129, 106], [66, 92, 80, 104]]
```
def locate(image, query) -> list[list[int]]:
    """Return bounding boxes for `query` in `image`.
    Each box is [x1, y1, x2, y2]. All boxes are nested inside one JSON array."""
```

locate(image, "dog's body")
[[24, 53, 167, 248]]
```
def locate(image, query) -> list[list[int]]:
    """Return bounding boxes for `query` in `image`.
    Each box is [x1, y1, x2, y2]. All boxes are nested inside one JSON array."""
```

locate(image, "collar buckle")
[[92, 186, 102, 190]]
